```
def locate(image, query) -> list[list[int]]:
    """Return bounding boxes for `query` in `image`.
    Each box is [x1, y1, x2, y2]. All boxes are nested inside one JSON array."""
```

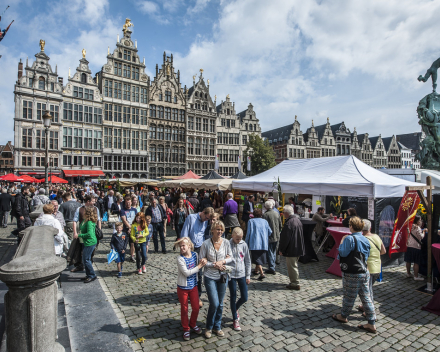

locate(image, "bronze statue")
[[418, 57, 440, 92], [39, 39, 45, 52], [123, 19, 133, 34]]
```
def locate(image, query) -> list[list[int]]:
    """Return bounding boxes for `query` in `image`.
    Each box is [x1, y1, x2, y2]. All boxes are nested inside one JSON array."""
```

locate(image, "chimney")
[[177, 70, 180, 85], [156, 64, 158, 77], [18, 59, 23, 79], [58, 77, 63, 85]]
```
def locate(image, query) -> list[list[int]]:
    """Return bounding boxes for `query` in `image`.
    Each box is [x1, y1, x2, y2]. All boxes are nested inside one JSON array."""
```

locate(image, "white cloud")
[[174, 0, 439, 136], [186, 0, 211, 15], [137, 0, 159, 14]]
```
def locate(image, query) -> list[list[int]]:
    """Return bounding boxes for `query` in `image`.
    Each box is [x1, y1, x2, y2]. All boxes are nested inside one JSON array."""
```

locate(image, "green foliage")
[[244, 134, 276, 175], [330, 196, 343, 214]]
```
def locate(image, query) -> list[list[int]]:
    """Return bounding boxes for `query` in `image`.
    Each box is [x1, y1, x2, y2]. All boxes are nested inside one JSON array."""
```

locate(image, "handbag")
[[107, 249, 118, 264], [211, 239, 228, 283], [95, 226, 104, 241], [108, 213, 119, 224], [102, 211, 109, 222]]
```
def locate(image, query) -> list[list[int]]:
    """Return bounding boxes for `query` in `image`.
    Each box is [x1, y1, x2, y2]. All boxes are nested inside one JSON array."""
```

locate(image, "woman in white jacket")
[[176, 237, 207, 341], [34, 203, 65, 256]]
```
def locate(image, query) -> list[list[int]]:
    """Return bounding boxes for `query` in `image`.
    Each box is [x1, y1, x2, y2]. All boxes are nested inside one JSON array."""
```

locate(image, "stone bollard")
[[0, 225, 66, 352]]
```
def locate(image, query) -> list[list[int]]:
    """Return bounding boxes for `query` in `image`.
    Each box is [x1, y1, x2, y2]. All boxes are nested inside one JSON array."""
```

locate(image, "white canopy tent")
[[416, 169, 440, 194], [157, 178, 233, 191], [232, 156, 423, 198]]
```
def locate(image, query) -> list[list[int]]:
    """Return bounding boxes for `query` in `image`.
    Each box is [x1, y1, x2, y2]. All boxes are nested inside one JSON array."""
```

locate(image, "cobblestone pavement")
[[89, 225, 440, 352]]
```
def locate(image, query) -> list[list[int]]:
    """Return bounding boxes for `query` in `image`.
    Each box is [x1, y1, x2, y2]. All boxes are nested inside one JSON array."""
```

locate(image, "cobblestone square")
[[89, 226, 440, 352]]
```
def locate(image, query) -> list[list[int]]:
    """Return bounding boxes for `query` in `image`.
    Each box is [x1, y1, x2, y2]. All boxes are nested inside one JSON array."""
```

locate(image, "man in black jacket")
[[242, 195, 254, 235], [0, 188, 12, 228], [15, 186, 31, 235], [187, 192, 200, 212], [199, 193, 213, 212], [279, 204, 305, 290]]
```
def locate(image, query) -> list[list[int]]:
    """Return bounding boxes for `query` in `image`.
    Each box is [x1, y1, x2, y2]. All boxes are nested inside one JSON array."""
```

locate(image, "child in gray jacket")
[[228, 227, 251, 331]]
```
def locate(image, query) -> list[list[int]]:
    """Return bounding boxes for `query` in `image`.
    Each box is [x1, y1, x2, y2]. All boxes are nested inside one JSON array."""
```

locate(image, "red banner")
[[389, 191, 420, 257]]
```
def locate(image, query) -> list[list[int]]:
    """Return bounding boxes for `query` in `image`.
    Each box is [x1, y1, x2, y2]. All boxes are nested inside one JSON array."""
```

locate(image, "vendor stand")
[[298, 218, 319, 264]]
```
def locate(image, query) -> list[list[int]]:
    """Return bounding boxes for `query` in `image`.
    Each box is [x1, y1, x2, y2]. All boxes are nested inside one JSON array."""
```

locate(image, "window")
[[243, 135, 247, 145], [81, 73, 87, 83], [159, 106, 164, 119], [150, 105, 156, 118], [133, 67, 139, 80], [140, 109, 147, 125], [249, 124, 253, 131], [23, 101, 33, 119], [132, 108, 139, 124], [73, 128, 82, 148], [38, 77, 45, 90], [210, 139, 215, 156], [234, 134, 239, 145], [114, 62, 122, 76], [132, 131, 139, 150], [29, 77, 33, 87], [188, 138, 194, 154], [231, 120, 236, 128], [195, 138, 201, 155], [157, 145, 164, 162], [188, 116, 194, 130], [157, 125, 164, 140], [165, 107, 171, 120], [172, 108, 178, 121], [122, 130, 129, 149], [50, 104, 59, 123], [165, 127, 171, 141], [202, 139, 208, 155], [63, 127, 72, 147], [94, 130, 102, 150], [94, 107, 102, 124], [179, 128, 185, 142], [221, 119, 226, 127], [74, 104, 83, 122], [22, 156, 32, 166], [104, 128, 112, 148], [123, 106, 130, 123], [113, 105, 122, 122], [73, 86, 83, 98], [179, 110, 185, 122], [63, 155, 72, 166], [104, 104, 112, 121], [159, 93, 163, 101], [141, 132, 147, 151], [210, 119, 215, 133], [141, 88, 148, 104], [165, 90, 171, 102], [123, 84, 130, 100], [124, 50, 131, 61], [36, 103, 46, 120], [22, 129, 33, 148], [174, 96, 177, 103], [196, 117, 201, 131], [84, 130, 93, 149], [203, 119, 208, 132], [149, 125, 156, 139], [217, 133, 222, 144], [84, 88, 94, 100]]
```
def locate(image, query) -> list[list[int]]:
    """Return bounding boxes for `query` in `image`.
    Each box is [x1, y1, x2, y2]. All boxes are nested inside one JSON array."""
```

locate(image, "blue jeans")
[[135, 242, 147, 269], [205, 276, 228, 331], [228, 277, 248, 320], [152, 222, 166, 252], [83, 244, 96, 279], [266, 241, 278, 271]]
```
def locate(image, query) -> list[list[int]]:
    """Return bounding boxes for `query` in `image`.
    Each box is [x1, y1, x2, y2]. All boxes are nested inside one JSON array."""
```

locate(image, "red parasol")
[[0, 173, 23, 182]]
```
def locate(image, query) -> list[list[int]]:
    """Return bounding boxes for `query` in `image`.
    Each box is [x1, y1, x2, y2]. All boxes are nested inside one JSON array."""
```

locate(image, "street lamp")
[[43, 111, 52, 193]]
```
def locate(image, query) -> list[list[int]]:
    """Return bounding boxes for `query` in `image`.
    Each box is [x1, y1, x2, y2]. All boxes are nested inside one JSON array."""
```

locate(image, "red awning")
[[18, 172, 61, 175], [63, 170, 105, 177]]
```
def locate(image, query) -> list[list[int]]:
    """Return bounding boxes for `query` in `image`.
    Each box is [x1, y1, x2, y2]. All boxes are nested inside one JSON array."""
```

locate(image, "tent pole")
[[427, 176, 433, 292]]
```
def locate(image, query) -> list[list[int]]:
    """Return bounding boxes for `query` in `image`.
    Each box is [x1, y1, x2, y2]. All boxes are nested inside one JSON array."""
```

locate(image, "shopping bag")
[[107, 249, 118, 264], [102, 212, 109, 222]]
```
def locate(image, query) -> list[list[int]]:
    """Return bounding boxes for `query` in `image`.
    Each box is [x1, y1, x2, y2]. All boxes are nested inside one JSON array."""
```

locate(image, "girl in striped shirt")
[[176, 237, 207, 341]]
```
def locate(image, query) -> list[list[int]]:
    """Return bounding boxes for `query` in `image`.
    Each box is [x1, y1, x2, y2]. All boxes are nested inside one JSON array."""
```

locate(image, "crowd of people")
[[2, 183, 428, 340]]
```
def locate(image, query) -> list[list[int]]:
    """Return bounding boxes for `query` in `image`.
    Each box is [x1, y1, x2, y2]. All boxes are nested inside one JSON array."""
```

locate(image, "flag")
[[0, 20, 14, 43], [214, 155, 219, 170], [247, 156, 251, 171], [389, 190, 420, 257], [238, 155, 241, 170]]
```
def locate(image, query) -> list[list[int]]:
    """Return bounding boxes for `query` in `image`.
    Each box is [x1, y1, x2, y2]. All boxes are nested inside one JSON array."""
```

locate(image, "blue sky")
[[1, 0, 440, 145]]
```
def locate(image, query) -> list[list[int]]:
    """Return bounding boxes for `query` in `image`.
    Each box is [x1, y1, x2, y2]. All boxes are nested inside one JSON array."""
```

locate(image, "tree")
[[244, 133, 276, 175]]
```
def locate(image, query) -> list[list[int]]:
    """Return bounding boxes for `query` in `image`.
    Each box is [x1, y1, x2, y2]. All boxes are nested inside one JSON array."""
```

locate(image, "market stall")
[[157, 178, 232, 191]]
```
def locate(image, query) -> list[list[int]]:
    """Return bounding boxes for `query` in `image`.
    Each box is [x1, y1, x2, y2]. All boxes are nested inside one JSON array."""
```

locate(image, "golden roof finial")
[[207, 79, 210, 85], [295, 115, 297, 121], [327, 117, 329, 123], [108, 46, 110, 55], [200, 68, 204, 74], [193, 75, 196, 81], [122, 18, 133, 34], [82, 48, 86, 59], [39, 39, 45, 52], [312, 119, 314, 127], [226, 94, 230, 99], [68, 67, 71, 78]]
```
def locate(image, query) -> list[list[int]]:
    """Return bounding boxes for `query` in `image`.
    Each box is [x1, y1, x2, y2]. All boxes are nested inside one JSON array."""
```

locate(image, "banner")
[[214, 155, 219, 170], [237, 155, 241, 170], [389, 190, 420, 257], [247, 156, 251, 171]]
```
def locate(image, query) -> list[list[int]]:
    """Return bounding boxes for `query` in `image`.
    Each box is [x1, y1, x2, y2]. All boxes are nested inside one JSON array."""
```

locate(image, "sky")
[[1, 0, 440, 145]]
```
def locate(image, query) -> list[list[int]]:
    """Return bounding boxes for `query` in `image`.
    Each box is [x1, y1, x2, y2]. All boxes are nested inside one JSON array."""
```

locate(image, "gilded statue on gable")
[[39, 39, 45, 52], [123, 18, 134, 34]]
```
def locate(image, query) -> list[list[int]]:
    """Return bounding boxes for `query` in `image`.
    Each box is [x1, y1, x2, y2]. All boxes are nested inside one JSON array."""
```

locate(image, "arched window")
[[195, 162, 201, 175], [165, 167, 171, 176], [205, 93, 207, 99], [149, 145, 156, 161], [209, 139, 215, 156], [38, 77, 45, 90], [179, 128, 185, 142], [81, 73, 87, 84], [174, 96, 177, 103], [158, 167, 164, 177], [195, 92, 198, 98], [149, 124, 156, 139], [157, 125, 164, 140], [337, 145, 341, 155], [249, 124, 253, 131], [179, 167, 185, 175], [159, 106, 164, 118], [165, 127, 171, 140], [188, 163, 193, 171], [172, 147, 179, 162], [172, 167, 178, 175], [195, 138, 201, 155], [172, 128, 178, 141], [188, 138, 194, 154], [165, 90, 171, 102]]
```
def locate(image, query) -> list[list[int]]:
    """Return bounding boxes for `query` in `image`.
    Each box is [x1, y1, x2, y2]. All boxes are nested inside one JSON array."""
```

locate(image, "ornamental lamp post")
[[43, 111, 52, 193]]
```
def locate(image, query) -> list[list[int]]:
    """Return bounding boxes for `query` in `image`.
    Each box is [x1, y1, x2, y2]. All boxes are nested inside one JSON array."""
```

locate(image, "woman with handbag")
[[110, 195, 123, 234], [358, 219, 386, 317], [74, 207, 97, 283], [199, 220, 233, 338], [159, 196, 169, 237], [405, 215, 426, 281]]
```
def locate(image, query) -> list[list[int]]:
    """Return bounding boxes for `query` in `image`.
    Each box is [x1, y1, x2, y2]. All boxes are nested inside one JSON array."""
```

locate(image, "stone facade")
[[13, 49, 63, 177], [264, 117, 402, 169], [186, 71, 217, 176], [98, 28, 150, 179], [216, 97, 261, 176], [148, 52, 186, 178], [62, 56, 103, 180]]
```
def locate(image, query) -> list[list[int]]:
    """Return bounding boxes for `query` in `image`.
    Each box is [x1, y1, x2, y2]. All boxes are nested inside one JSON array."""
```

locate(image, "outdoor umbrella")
[[38, 175, 68, 184], [230, 171, 248, 179], [19, 175, 38, 183], [200, 170, 224, 180], [0, 173, 23, 182]]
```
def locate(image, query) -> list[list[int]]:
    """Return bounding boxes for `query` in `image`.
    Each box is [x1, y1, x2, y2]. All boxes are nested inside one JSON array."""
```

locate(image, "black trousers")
[[152, 222, 166, 252], [193, 246, 203, 297]]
